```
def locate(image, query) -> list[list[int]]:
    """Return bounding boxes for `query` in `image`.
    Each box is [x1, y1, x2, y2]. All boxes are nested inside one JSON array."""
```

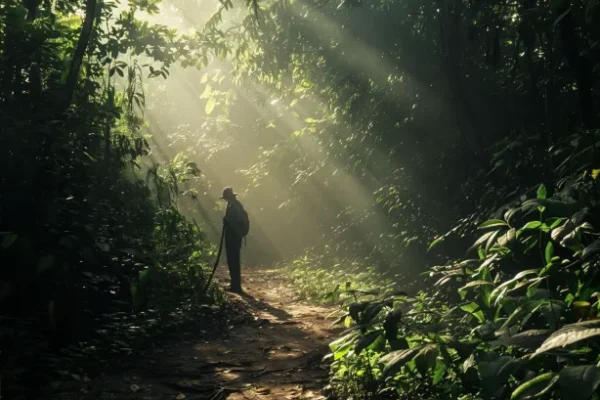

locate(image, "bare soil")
[[73, 266, 341, 400]]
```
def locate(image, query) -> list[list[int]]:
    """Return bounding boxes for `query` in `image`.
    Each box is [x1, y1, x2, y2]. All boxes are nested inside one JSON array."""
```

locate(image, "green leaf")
[[355, 330, 383, 355], [535, 320, 600, 355], [428, 236, 444, 251], [511, 372, 558, 400], [521, 221, 543, 231], [537, 184, 547, 200], [581, 240, 600, 259], [480, 354, 523, 399], [205, 97, 217, 115], [459, 280, 494, 291], [490, 269, 539, 304], [414, 344, 438, 375], [492, 329, 552, 350], [558, 365, 600, 400], [460, 302, 486, 323], [479, 219, 509, 229], [432, 361, 446, 385], [545, 241, 554, 264], [380, 347, 420, 376]]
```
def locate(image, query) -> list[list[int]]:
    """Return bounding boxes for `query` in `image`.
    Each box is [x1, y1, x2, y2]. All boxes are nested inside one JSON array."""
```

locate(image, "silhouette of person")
[[221, 187, 249, 293]]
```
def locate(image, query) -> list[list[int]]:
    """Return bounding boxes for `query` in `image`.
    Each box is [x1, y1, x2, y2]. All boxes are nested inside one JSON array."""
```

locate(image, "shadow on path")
[[74, 266, 341, 400]]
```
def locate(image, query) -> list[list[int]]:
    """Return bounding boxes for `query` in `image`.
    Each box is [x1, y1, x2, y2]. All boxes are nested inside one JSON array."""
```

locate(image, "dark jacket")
[[224, 198, 248, 237]]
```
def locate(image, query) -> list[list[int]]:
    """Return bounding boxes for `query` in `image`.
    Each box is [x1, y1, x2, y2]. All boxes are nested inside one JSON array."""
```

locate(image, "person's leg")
[[225, 234, 242, 291]]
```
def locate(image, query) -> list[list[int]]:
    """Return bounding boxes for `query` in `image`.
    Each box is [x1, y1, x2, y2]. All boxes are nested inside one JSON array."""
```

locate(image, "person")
[[221, 187, 249, 293]]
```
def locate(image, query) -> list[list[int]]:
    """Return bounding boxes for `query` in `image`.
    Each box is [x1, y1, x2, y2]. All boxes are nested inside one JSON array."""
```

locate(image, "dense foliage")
[[0, 0, 238, 395], [3, 0, 600, 397]]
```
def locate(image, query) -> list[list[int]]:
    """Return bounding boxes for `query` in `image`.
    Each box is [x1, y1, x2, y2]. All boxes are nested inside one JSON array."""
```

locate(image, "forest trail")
[[76, 266, 341, 400]]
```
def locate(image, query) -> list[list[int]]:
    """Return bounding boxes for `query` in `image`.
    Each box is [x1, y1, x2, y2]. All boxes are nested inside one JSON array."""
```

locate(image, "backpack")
[[239, 208, 250, 237]]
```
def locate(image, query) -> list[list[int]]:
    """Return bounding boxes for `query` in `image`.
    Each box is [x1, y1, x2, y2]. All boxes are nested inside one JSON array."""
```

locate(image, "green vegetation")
[[3, 0, 600, 398], [284, 251, 395, 304]]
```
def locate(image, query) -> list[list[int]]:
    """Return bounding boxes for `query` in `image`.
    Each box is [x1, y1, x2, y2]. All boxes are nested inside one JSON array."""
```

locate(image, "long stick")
[[204, 225, 226, 293]]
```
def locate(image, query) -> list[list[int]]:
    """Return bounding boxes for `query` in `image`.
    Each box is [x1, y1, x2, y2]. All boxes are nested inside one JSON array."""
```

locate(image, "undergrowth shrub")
[[323, 131, 600, 400], [283, 251, 395, 304]]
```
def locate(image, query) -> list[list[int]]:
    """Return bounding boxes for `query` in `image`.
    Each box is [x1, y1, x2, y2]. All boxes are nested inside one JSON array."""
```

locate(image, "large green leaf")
[[355, 330, 383, 355], [535, 320, 600, 355], [479, 354, 523, 399], [490, 270, 539, 304], [380, 347, 421, 376], [558, 365, 600, 400], [414, 344, 438, 375], [492, 329, 551, 350], [432, 361, 446, 385]]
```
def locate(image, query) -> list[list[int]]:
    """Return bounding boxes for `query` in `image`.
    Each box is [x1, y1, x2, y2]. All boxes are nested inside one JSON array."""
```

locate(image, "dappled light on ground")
[[68, 267, 341, 399]]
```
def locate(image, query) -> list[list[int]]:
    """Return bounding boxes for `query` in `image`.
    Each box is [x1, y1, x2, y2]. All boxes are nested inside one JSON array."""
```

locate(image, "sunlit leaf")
[[537, 184, 547, 200], [380, 347, 420, 376], [205, 97, 217, 115], [479, 219, 509, 229], [535, 320, 600, 355]]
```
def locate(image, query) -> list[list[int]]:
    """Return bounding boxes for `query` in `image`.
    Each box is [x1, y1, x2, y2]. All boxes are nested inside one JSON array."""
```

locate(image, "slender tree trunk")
[[62, 0, 98, 110]]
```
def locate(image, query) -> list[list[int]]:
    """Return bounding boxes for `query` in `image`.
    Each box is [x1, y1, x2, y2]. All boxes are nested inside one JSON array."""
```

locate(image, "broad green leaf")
[[535, 320, 600, 355], [460, 302, 486, 323], [380, 347, 420, 376], [414, 344, 438, 375], [492, 329, 551, 350], [355, 330, 383, 355], [490, 269, 539, 304], [518, 221, 542, 237], [511, 372, 558, 400], [432, 361, 446, 385], [558, 365, 600, 400], [333, 341, 353, 360], [479, 219, 509, 229], [205, 97, 217, 115], [537, 184, 548, 200], [329, 331, 357, 353], [480, 354, 522, 399]]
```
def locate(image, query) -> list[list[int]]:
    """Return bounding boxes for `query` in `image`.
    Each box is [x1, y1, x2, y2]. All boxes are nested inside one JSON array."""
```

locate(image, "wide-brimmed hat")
[[221, 187, 237, 199]]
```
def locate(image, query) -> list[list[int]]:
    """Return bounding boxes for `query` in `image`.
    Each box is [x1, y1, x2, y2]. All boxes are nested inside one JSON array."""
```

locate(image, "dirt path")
[[76, 266, 341, 400]]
